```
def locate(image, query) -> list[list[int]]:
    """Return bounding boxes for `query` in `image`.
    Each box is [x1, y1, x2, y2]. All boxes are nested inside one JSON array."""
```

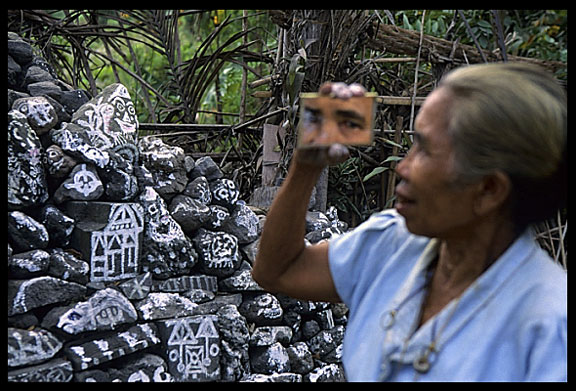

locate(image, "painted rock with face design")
[[71, 83, 139, 150]]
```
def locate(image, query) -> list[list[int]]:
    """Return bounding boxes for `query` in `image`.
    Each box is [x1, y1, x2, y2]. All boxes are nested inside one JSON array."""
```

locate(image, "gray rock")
[[119, 272, 153, 300], [8, 249, 51, 278], [218, 261, 264, 292], [138, 187, 198, 279], [250, 326, 293, 347], [64, 323, 160, 371], [8, 39, 34, 65], [250, 342, 291, 374], [139, 136, 188, 200], [216, 304, 250, 347], [306, 325, 345, 362], [239, 293, 283, 326], [183, 289, 216, 304], [71, 83, 138, 150], [8, 55, 22, 89], [24, 65, 55, 86], [222, 201, 260, 244], [304, 363, 346, 382], [8, 110, 49, 210], [189, 156, 223, 181], [48, 248, 90, 284], [55, 288, 138, 334], [8, 211, 49, 252], [8, 276, 87, 316], [12, 96, 58, 135], [169, 194, 211, 233], [241, 372, 303, 382], [28, 80, 62, 100], [135, 292, 198, 321], [287, 342, 314, 374], [40, 204, 75, 247], [7, 358, 73, 382], [192, 293, 242, 314], [59, 89, 90, 114], [193, 228, 240, 278], [8, 89, 29, 110], [50, 122, 110, 168], [108, 353, 174, 382], [150, 274, 218, 293], [183, 175, 212, 204], [220, 339, 250, 382], [203, 204, 230, 230], [8, 327, 63, 368], [98, 150, 139, 201]]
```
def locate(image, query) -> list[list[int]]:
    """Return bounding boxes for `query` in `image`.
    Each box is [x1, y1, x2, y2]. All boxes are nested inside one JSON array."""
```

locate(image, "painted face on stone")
[[58, 302, 90, 334], [108, 85, 138, 140]]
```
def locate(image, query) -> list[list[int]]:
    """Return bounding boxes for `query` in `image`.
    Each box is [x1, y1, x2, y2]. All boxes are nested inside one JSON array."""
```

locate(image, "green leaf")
[[383, 155, 403, 163], [363, 166, 388, 182]]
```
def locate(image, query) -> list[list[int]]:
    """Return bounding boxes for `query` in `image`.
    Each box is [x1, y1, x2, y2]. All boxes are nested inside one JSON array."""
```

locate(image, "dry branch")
[[365, 23, 566, 73]]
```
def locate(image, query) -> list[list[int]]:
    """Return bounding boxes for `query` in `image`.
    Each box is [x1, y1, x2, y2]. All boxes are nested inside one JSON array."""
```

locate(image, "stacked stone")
[[7, 32, 349, 382]]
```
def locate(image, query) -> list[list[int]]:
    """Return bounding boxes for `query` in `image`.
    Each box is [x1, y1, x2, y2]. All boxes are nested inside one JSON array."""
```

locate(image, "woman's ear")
[[473, 171, 512, 216]]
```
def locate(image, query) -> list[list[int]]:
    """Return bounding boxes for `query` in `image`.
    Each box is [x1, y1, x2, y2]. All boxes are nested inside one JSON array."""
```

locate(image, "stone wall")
[[7, 32, 349, 382]]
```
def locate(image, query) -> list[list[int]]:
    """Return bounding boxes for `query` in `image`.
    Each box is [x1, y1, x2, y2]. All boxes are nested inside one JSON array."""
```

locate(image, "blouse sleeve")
[[523, 312, 567, 381], [328, 209, 408, 310]]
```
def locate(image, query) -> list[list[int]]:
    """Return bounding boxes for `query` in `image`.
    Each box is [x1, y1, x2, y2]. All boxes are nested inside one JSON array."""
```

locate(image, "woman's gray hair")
[[439, 63, 566, 229]]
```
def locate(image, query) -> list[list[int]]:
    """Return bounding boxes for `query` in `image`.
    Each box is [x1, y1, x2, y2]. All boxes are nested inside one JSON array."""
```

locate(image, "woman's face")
[[395, 87, 482, 239]]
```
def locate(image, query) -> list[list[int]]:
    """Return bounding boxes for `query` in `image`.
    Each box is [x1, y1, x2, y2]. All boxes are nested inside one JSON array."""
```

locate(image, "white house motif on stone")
[[91, 203, 144, 282]]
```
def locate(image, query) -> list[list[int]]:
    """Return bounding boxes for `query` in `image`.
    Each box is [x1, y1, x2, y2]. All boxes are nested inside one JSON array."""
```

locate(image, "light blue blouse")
[[328, 209, 567, 382]]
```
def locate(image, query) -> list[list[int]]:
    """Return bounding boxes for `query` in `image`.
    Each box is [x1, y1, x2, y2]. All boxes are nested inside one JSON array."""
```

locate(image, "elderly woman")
[[252, 63, 567, 381]]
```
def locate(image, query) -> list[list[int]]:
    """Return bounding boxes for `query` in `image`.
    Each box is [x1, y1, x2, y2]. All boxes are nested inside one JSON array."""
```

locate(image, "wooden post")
[[262, 123, 285, 186]]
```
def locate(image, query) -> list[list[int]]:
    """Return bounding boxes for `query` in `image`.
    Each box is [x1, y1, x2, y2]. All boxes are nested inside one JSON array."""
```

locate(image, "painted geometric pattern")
[[90, 203, 144, 282]]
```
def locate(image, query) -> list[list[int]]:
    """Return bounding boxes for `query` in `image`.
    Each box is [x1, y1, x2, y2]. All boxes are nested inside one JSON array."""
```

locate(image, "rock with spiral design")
[[192, 228, 240, 278]]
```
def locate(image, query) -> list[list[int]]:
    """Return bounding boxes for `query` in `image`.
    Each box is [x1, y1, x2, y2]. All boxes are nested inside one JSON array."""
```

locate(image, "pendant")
[[413, 355, 431, 373], [381, 310, 396, 329]]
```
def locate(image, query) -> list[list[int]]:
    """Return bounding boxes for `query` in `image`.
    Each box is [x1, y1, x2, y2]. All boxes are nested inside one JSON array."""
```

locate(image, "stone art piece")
[[193, 228, 240, 278], [7, 31, 350, 381], [90, 203, 144, 281], [119, 272, 153, 300], [50, 123, 110, 168], [150, 274, 219, 293], [72, 83, 138, 150], [56, 288, 138, 335], [44, 144, 78, 178], [156, 315, 220, 382], [139, 137, 189, 200], [65, 323, 160, 371], [138, 186, 198, 279], [8, 327, 63, 368], [8, 109, 49, 210], [66, 201, 144, 282], [210, 178, 240, 209], [7, 358, 74, 382], [8, 276, 87, 317], [53, 163, 104, 203], [13, 96, 58, 135]]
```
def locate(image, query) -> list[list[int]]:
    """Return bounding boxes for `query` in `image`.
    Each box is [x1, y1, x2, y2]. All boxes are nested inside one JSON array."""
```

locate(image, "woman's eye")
[[304, 109, 321, 124]]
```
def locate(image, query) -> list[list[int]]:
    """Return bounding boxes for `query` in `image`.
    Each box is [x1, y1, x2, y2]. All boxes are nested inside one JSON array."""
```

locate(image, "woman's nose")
[[395, 150, 411, 181]]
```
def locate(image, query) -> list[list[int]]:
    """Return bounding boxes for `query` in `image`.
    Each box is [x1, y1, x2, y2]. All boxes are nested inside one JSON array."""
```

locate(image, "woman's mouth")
[[395, 187, 416, 213]]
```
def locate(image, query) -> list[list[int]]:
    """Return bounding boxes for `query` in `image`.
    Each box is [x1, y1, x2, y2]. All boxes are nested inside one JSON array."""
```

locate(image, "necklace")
[[379, 252, 464, 379], [412, 294, 462, 374]]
